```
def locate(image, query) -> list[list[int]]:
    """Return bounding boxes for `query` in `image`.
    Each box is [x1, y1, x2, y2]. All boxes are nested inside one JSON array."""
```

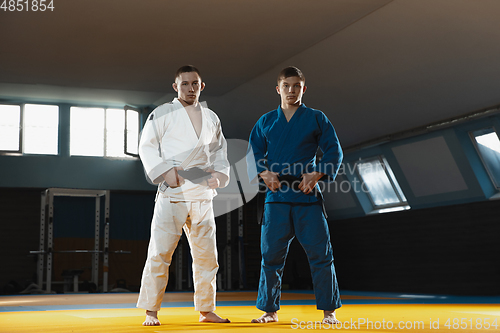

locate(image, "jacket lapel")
[[173, 99, 208, 169], [269, 104, 305, 169]]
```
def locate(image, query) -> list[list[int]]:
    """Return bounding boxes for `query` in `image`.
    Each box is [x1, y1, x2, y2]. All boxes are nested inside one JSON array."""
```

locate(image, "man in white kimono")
[[137, 65, 231, 326]]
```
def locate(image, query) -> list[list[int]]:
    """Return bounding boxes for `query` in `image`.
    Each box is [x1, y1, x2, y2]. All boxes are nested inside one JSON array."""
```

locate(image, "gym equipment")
[[30, 188, 115, 293]]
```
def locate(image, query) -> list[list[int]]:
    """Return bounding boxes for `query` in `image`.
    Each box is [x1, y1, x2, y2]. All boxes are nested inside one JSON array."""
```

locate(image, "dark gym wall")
[[331, 198, 500, 296], [0, 188, 156, 293]]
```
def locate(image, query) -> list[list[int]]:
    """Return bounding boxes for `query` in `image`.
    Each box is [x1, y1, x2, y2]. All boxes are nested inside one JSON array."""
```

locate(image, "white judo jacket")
[[139, 98, 230, 201]]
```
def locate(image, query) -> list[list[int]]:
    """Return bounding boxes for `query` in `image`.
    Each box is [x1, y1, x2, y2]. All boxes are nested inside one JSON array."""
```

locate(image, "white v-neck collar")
[[173, 98, 205, 140]]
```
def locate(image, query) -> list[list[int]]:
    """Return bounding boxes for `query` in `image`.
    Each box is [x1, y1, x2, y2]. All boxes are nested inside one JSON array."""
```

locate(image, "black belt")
[[277, 175, 322, 202], [177, 167, 212, 184], [159, 167, 212, 191], [257, 175, 328, 222]]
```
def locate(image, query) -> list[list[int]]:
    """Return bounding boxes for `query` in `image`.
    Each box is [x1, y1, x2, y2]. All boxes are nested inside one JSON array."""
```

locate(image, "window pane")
[[70, 107, 105, 156], [126, 109, 139, 155], [357, 158, 401, 206], [24, 104, 59, 155], [382, 156, 407, 202], [472, 128, 500, 188], [106, 108, 126, 157], [0, 105, 21, 151]]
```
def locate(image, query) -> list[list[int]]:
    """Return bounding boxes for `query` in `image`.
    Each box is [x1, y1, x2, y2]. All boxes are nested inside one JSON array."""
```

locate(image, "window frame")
[[69, 105, 140, 159], [356, 155, 409, 210], [124, 105, 140, 158], [0, 103, 22, 154], [469, 126, 500, 190], [0, 103, 61, 156], [18, 105, 24, 154]]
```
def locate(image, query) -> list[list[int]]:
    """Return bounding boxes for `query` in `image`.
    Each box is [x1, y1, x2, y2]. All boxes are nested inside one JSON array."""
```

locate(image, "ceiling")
[[1, 0, 500, 148]]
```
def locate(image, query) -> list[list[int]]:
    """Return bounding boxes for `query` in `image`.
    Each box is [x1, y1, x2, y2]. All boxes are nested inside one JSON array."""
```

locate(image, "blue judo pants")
[[257, 202, 342, 312]]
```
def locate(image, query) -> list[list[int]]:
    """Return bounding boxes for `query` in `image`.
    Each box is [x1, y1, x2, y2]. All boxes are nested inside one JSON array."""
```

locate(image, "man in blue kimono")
[[247, 66, 343, 324]]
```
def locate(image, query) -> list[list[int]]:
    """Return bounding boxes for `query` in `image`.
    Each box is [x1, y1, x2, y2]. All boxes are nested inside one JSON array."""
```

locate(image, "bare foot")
[[251, 312, 278, 323], [143, 310, 161, 326], [322, 310, 340, 324], [199, 311, 230, 323]]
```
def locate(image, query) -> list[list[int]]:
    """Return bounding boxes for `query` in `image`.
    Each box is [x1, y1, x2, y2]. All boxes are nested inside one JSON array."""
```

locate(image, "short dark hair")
[[277, 66, 305, 84], [175, 65, 201, 81]]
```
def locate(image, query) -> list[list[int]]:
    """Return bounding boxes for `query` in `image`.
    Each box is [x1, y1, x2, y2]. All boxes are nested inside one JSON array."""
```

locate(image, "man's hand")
[[205, 168, 227, 189], [259, 170, 281, 192], [163, 167, 184, 187], [299, 172, 324, 194]]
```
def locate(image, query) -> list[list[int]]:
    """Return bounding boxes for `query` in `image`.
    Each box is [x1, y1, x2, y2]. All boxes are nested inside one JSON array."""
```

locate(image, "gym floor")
[[1, 291, 499, 332]]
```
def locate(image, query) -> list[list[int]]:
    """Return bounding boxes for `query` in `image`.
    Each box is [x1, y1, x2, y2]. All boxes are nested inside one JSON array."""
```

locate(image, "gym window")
[[125, 107, 140, 156], [356, 156, 410, 212], [470, 128, 500, 189], [70, 106, 139, 158], [0, 103, 59, 155]]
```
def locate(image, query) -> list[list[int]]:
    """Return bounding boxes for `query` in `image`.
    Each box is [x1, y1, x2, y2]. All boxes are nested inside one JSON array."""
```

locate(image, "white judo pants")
[[136, 197, 218, 312]]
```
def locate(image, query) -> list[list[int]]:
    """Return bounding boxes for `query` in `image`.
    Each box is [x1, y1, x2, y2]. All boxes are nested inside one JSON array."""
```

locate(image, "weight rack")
[[30, 188, 110, 293]]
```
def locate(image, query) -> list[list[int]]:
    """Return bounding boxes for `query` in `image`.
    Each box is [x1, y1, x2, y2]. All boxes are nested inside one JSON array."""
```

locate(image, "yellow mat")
[[1, 303, 499, 332]]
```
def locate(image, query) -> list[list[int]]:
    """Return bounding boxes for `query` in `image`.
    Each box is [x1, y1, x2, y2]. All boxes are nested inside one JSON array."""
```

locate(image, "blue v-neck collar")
[[278, 103, 306, 124]]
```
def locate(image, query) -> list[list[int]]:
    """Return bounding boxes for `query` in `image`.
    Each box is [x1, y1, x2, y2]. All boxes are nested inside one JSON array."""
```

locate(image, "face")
[[276, 76, 306, 107], [172, 71, 205, 105]]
